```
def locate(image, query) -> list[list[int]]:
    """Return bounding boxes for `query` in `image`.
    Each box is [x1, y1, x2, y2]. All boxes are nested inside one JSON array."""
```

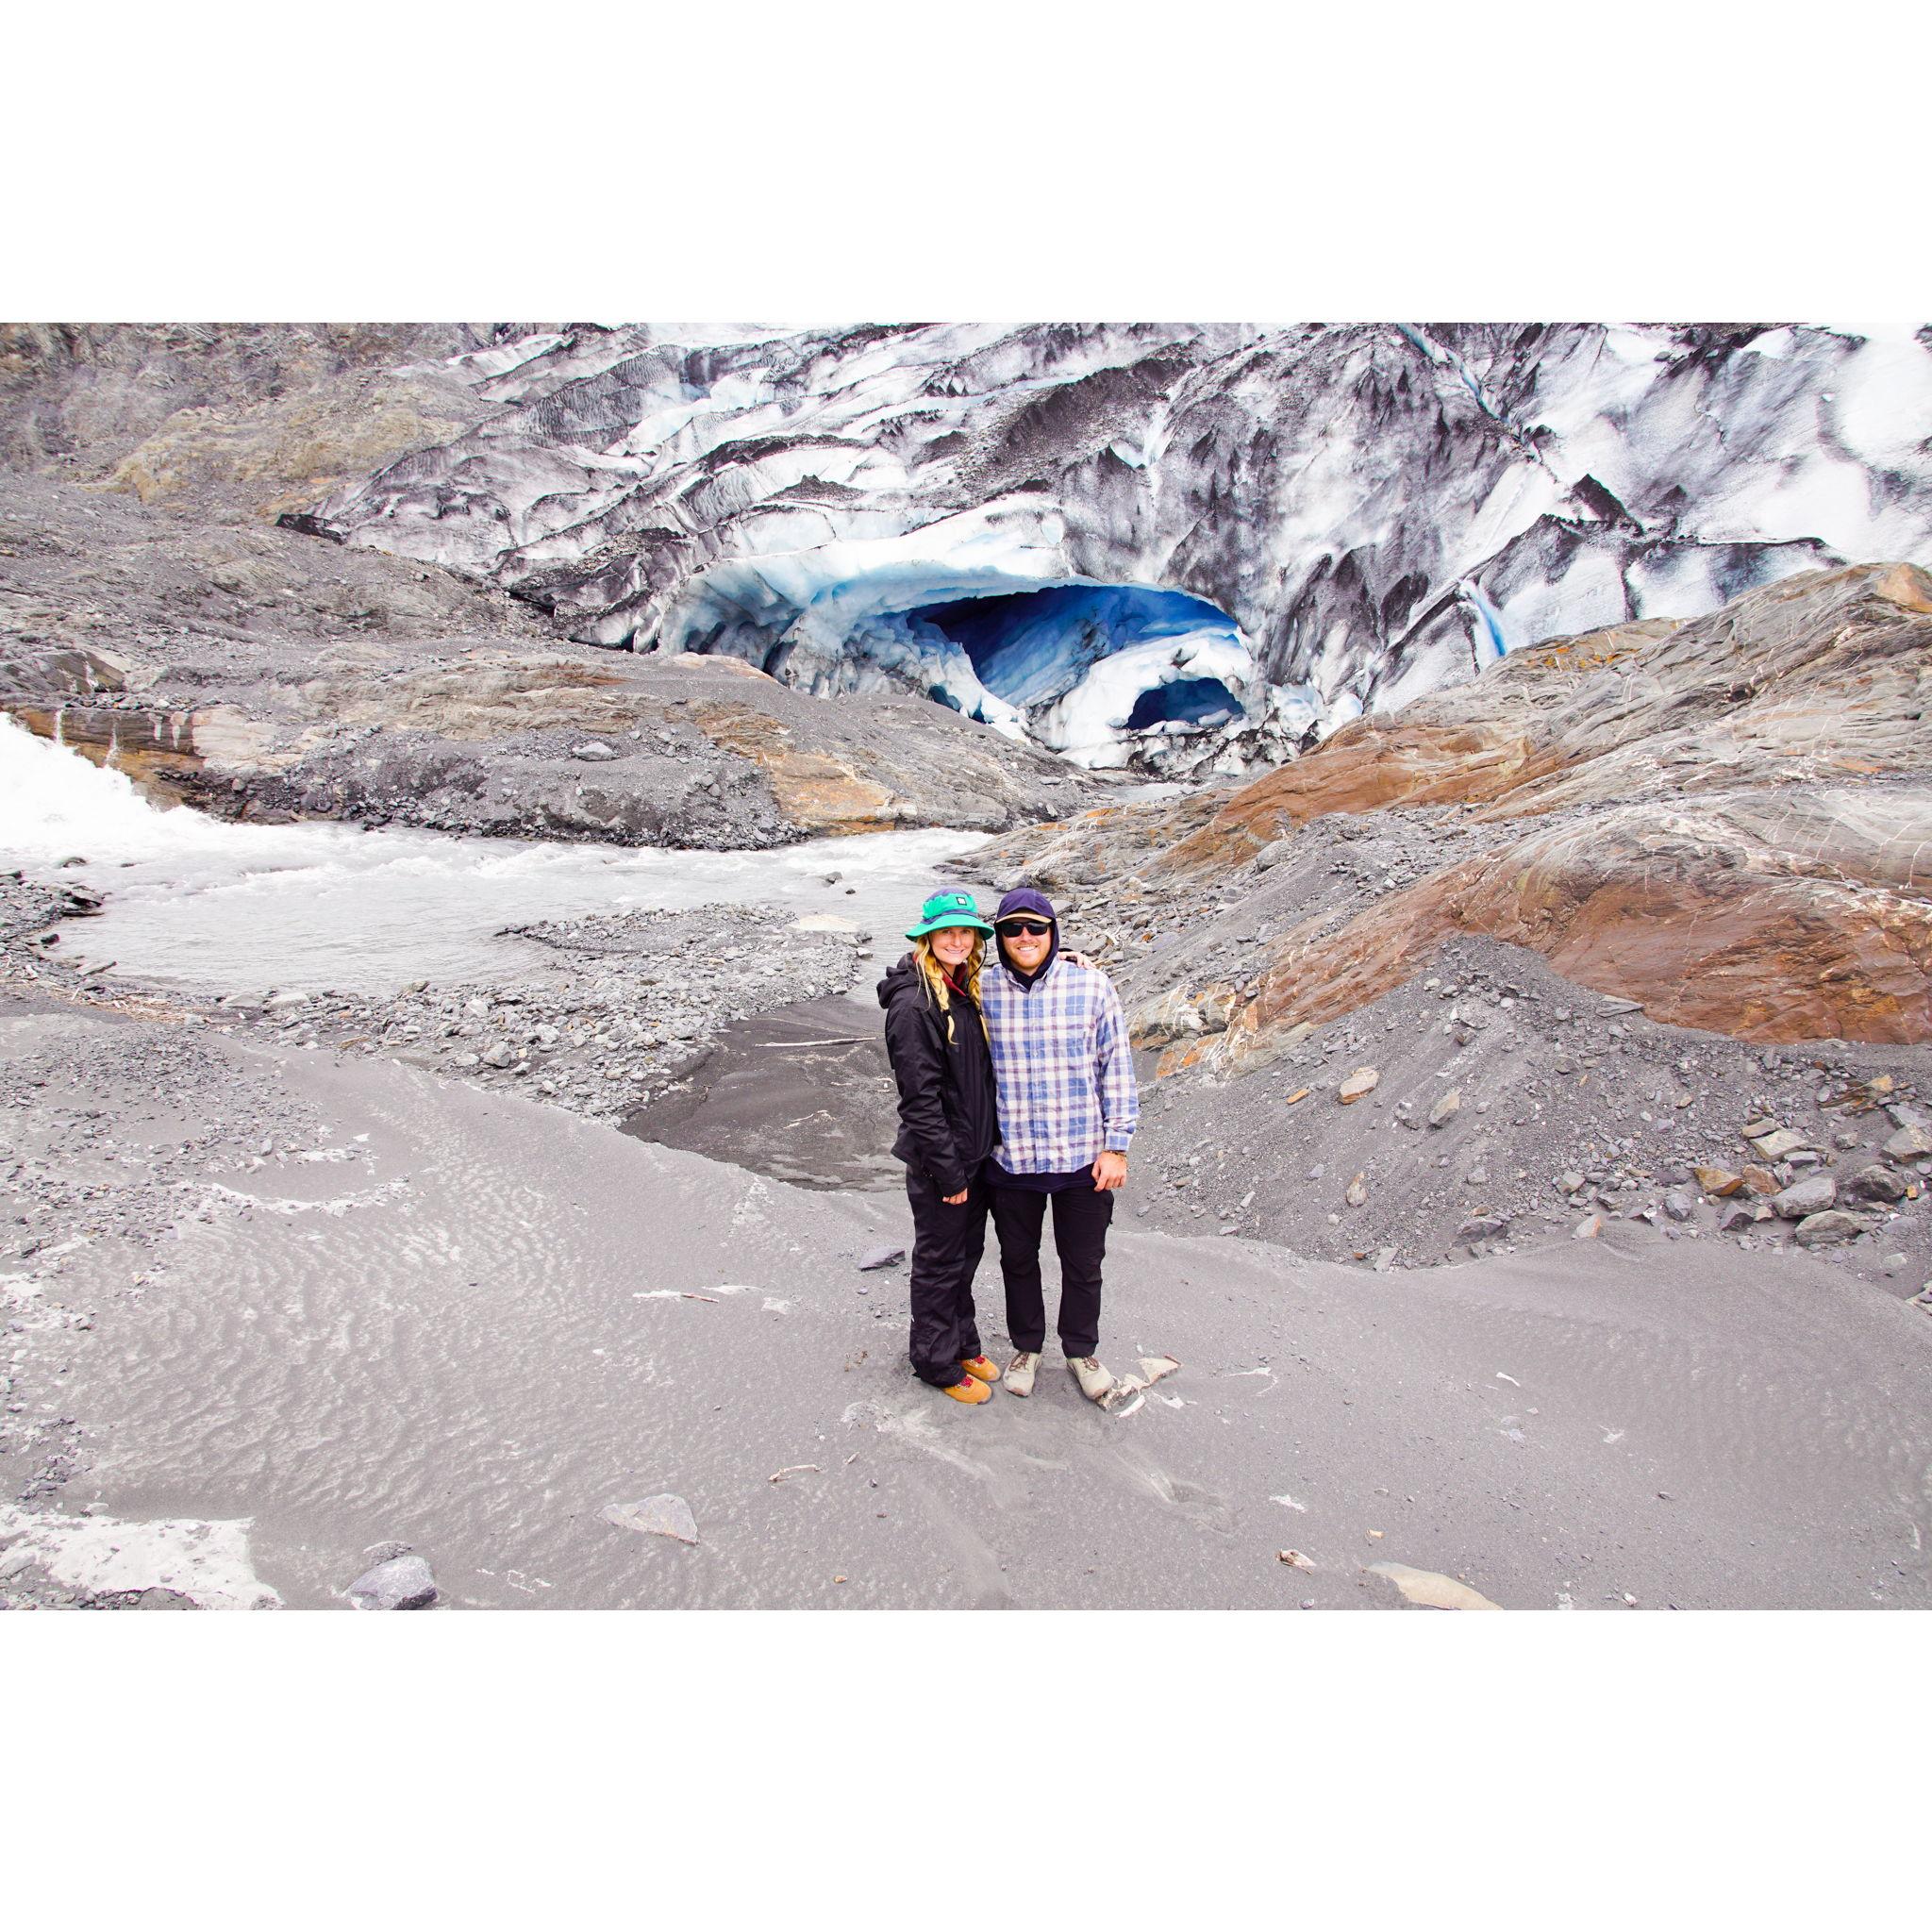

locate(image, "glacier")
[[301, 321, 1932, 770]]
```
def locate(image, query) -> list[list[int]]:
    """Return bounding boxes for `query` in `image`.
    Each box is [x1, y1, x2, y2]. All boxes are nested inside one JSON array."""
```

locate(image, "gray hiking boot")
[[1005, 1351, 1041, 1397], [1068, 1355, 1113, 1403]]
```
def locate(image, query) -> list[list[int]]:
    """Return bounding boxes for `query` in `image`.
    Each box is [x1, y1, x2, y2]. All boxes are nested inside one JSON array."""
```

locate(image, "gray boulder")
[[1771, 1174, 1837, 1220], [1842, 1165, 1908, 1204], [1792, 1210, 1864, 1248], [347, 1554, 439, 1610]]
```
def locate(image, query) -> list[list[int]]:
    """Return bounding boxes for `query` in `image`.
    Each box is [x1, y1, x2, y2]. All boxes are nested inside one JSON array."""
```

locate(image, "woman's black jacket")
[[876, 954, 998, 1194]]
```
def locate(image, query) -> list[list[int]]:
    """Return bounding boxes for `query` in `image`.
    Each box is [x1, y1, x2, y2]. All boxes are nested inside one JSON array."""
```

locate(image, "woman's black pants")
[[906, 1168, 988, 1387], [989, 1181, 1113, 1358]]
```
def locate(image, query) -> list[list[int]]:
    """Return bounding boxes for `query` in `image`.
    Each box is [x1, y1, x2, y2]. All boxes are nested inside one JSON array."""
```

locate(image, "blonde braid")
[[911, 932, 989, 1043]]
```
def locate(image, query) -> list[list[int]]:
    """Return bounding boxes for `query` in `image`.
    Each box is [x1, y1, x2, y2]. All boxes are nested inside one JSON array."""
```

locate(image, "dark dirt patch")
[[620, 993, 900, 1191]]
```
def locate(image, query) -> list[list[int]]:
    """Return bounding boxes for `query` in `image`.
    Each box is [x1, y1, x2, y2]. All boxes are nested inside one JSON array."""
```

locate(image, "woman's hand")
[[943, 1188, 970, 1205]]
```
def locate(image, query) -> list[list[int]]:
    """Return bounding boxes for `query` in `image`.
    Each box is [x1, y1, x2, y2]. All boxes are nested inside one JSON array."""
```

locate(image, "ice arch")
[[1125, 675, 1242, 731]]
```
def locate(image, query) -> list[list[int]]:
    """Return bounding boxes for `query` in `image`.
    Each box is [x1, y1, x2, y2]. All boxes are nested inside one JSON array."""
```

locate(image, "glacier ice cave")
[[654, 547, 1315, 773]]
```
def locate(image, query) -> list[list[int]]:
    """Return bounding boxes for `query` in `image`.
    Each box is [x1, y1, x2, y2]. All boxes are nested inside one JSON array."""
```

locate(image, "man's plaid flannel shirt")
[[980, 953, 1139, 1176]]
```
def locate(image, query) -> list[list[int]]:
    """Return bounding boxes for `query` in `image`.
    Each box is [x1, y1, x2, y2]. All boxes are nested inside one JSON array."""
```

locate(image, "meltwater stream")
[[0, 718, 989, 994]]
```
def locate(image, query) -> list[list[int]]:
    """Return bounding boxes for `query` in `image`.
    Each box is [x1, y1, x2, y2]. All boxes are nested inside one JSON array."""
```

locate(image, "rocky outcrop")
[[1165, 563, 1932, 860], [0, 474, 1099, 843], [0, 324, 509, 521]]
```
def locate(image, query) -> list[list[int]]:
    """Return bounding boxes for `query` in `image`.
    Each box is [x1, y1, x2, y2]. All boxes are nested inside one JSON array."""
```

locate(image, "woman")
[[876, 890, 1003, 1407]]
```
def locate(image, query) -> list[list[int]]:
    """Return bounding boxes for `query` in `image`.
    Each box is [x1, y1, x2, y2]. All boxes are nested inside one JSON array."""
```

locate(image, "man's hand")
[[943, 1188, 970, 1205], [1092, 1151, 1127, 1192]]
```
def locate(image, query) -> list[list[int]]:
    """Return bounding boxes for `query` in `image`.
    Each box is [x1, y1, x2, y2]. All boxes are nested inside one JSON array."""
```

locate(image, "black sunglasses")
[[997, 919, 1053, 938]]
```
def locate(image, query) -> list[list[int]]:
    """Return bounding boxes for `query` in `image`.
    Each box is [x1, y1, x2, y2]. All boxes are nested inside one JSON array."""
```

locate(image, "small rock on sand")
[[1368, 1561, 1503, 1610], [1884, 1125, 1932, 1162], [603, 1494, 699, 1544], [1427, 1089, 1461, 1127], [858, 1244, 905, 1272], [1694, 1165, 1742, 1196], [346, 1554, 439, 1610], [1338, 1068, 1379, 1104]]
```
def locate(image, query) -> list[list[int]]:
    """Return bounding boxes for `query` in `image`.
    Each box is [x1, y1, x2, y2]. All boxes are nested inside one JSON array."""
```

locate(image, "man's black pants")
[[989, 1181, 1114, 1358], [906, 1168, 988, 1387]]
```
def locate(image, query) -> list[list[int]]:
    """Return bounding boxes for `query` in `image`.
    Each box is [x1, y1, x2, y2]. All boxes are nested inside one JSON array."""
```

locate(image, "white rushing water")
[[0, 717, 990, 994]]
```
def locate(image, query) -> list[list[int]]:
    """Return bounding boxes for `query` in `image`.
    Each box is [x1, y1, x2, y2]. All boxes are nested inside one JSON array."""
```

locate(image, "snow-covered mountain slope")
[[303, 322, 1932, 772]]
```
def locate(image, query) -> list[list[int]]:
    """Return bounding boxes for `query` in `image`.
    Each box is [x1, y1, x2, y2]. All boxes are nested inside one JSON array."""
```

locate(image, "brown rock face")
[[686, 696, 896, 835], [1164, 721, 1541, 868], [1220, 790, 1932, 1054]]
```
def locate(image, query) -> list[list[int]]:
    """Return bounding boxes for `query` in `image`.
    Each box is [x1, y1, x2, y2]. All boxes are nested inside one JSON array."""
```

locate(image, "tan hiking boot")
[[1068, 1356, 1113, 1403], [1005, 1351, 1041, 1397]]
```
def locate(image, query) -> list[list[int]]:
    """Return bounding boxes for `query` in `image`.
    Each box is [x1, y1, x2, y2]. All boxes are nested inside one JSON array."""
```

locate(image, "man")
[[978, 886, 1139, 1402]]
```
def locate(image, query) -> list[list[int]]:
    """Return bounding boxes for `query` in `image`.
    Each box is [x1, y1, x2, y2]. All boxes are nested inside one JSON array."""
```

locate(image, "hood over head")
[[993, 886, 1059, 984], [994, 887, 1058, 925]]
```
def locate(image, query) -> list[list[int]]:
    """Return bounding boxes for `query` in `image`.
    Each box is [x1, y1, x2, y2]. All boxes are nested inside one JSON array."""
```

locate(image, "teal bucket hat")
[[905, 889, 995, 941]]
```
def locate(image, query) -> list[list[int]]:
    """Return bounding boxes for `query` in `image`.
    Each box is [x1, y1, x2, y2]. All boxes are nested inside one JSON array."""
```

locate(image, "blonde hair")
[[911, 931, 988, 1043]]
